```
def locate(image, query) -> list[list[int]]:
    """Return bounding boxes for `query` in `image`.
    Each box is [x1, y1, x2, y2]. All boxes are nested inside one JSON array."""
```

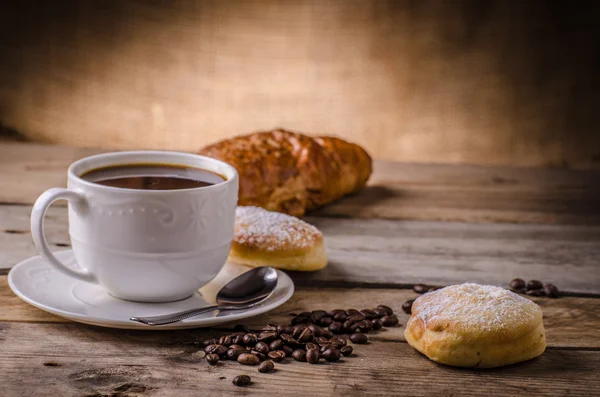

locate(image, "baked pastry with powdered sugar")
[[405, 283, 546, 368], [228, 206, 327, 271]]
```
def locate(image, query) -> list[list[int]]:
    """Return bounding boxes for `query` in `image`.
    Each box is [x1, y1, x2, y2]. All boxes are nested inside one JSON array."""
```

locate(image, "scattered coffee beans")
[[232, 375, 251, 387], [206, 353, 219, 365], [402, 299, 414, 315], [194, 303, 399, 387], [258, 360, 275, 373], [508, 278, 560, 298]]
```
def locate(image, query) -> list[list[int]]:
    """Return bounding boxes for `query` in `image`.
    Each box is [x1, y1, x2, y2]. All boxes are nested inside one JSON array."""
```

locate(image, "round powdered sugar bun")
[[228, 206, 327, 271], [405, 283, 546, 368]]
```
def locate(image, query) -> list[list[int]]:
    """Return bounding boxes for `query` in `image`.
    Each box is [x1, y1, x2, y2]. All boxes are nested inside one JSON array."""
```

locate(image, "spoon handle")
[[130, 305, 221, 326]]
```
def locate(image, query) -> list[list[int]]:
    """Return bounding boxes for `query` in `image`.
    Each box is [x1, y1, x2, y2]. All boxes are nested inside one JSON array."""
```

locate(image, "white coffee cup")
[[30, 151, 239, 302]]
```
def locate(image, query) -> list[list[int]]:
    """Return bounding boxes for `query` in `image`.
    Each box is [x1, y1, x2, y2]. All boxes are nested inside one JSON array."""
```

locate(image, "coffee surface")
[[81, 163, 225, 190]]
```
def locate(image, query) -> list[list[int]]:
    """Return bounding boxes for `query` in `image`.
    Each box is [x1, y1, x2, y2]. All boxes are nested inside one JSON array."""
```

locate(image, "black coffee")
[[81, 163, 225, 190]]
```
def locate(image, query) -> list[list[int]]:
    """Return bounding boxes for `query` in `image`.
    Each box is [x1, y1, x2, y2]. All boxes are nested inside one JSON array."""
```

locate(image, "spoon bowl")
[[130, 266, 278, 326]]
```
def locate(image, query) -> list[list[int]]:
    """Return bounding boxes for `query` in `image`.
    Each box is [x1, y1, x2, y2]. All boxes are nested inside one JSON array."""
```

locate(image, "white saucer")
[[8, 250, 294, 330]]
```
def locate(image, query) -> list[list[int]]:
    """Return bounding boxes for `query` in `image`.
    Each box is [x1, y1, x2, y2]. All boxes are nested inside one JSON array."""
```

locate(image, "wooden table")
[[1, 142, 599, 396]]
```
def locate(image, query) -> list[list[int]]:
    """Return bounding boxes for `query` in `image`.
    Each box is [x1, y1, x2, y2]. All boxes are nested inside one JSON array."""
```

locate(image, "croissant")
[[198, 129, 372, 217]]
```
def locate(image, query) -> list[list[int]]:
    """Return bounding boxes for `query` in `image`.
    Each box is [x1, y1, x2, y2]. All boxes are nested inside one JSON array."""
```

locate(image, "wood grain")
[[1, 322, 599, 396], [3, 204, 598, 293], [2, 277, 600, 349], [1, 142, 599, 225]]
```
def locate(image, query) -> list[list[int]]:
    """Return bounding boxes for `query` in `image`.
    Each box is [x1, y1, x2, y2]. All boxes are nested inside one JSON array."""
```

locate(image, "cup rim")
[[67, 150, 238, 194]]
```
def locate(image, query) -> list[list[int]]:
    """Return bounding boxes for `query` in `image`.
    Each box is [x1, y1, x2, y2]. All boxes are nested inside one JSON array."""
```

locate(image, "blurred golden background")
[[0, 0, 598, 169]]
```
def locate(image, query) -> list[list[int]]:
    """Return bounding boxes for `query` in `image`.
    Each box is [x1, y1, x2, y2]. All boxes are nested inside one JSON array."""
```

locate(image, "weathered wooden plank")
[[315, 160, 600, 225], [2, 142, 599, 224], [2, 276, 600, 349], [2, 204, 599, 293], [0, 322, 598, 397]]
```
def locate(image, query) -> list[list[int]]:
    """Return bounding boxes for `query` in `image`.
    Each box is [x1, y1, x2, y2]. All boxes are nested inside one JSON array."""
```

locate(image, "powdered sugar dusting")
[[234, 206, 322, 251], [414, 283, 541, 333]]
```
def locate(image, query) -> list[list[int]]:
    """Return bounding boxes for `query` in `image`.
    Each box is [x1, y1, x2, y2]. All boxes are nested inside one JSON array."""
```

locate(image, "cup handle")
[[30, 188, 98, 283]]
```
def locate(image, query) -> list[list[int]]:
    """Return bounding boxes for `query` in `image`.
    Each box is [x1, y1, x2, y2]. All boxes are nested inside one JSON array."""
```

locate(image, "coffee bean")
[[321, 329, 334, 339], [237, 353, 260, 365], [206, 353, 219, 365], [229, 344, 245, 351], [544, 283, 559, 298], [306, 348, 320, 364], [527, 280, 544, 290], [372, 309, 387, 318], [258, 360, 275, 373], [254, 342, 269, 355], [268, 350, 286, 362], [305, 342, 318, 351], [314, 336, 329, 346], [298, 311, 311, 318], [526, 289, 545, 297], [428, 287, 438, 292], [311, 310, 327, 323], [371, 319, 383, 330], [280, 334, 295, 344], [277, 325, 295, 335], [349, 333, 368, 344], [356, 320, 372, 333], [327, 309, 345, 317], [298, 328, 313, 343], [218, 336, 232, 347], [381, 315, 400, 327], [345, 309, 360, 316], [261, 325, 278, 332], [322, 348, 341, 362], [205, 344, 228, 357], [360, 309, 377, 320], [292, 349, 306, 362], [233, 324, 251, 333], [330, 337, 346, 348], [340, 346, 353, 356], [282, 345, 294, 357], [227, 348, 244, 360], [509, 278, 526, 292], [377, 305, 394, 315], [332, 312, 347, 322], [412, 284, 429, 294], [292, 326, 306, 339], [319, 317, 333, 327], [329, 321, 343, 334], [242, 334, 257, 346], [269, 339, 283, 351], [347, 313, 366, 323], [231, 335, 244, 345], [232, 375, 251, 387], [401, 300, 414, 315], [250, 350, 267, 361], [343, 320, 358, 333], [202, 338, 217, 347], [258, 331, 278, 343], [291, 316, 311, 325], [308, 324, 324, 337]]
